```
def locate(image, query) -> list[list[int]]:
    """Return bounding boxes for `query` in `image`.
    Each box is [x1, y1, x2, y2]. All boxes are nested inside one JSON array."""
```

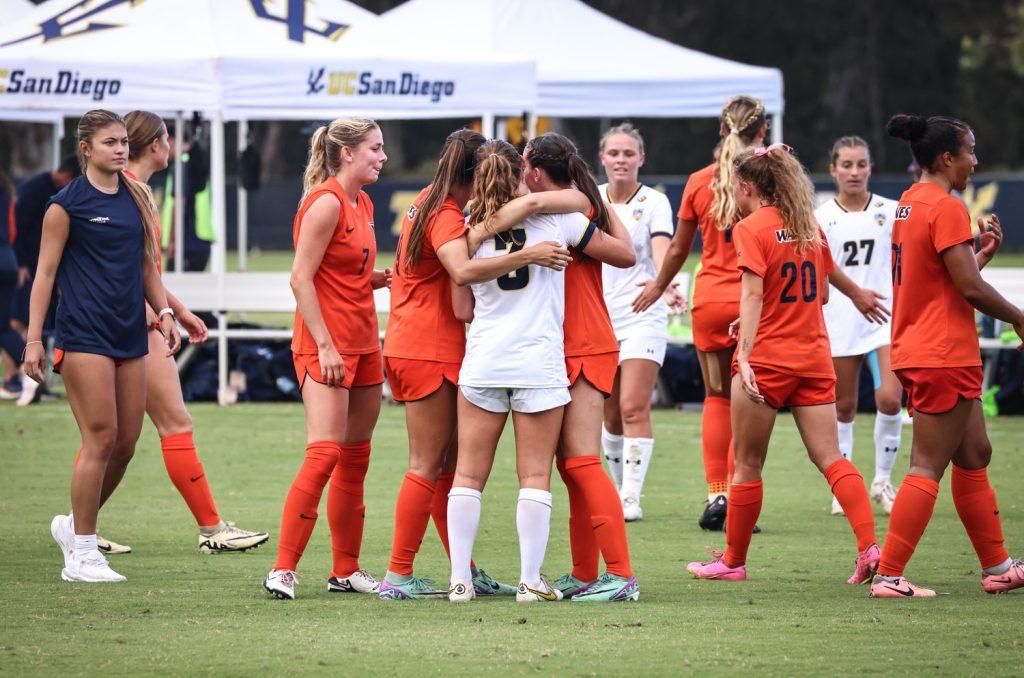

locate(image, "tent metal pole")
[[237, 118, 248, 272], [482, 112, 495, 139], [210, 111, 229, 404], [526, 112, 538, 140], [174, 111, 184, 273], [51, 121, 62, 168], [771, 112, 783, 144]]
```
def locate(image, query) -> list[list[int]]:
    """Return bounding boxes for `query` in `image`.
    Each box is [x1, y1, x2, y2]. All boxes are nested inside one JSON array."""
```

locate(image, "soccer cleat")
[[98, 535, 132, 555], [869, 574, 935, 598], [551, 572, 590, 597], [448, 580, 475, 603], [379, 576, 445, 600], [699, 495, 727, 531], [50, 514, 74, 570], [870, 480, 898, 515], [686, 551, 747, 581], [472, 567, 516, 596], [831, 496, 845, 516], [0, 375, 21, 399], [570, 573, 640, 602], [848, 543, 881, 584], [516, 575, 564, 602], [327, 569, 380, 593], [62, 551, 126, 583], [264, 569, 297, 600], [982, 559, 1024, 594], [15, 374, 40, 407], [621, 493, 643, 522], [198, 522, 269, 554]]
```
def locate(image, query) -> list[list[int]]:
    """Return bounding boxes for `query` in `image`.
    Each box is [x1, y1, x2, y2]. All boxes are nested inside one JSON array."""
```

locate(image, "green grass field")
[[3, 402, 1023, 675]]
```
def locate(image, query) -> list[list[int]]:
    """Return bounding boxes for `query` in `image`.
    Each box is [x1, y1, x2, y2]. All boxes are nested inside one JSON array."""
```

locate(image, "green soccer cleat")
[[552, 572, 588, 597], [379, 575, 446, 600], [571, 573, 640, 602], [472, 567, 516, 596]]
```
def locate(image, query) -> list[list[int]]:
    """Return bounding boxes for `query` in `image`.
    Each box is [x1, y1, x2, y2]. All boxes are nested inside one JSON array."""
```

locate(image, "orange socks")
[[724, 480, 762, 567], [878, 474, 939, 577], [273, 441, 342, 571], [702, 396, 731, 494], [563, 455, 632, 578], [432, 473, 456, 558], [824, 459, 878, 552], [951, 466, 1009, 569], [387, 471, 436, 576], [557, 458, 600, 582], [161, 432, 220, 527], [327, 441, 371, 577]]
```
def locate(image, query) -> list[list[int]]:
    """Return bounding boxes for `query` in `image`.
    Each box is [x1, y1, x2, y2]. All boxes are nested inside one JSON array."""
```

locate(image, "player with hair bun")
[[870, 114, 1024, 598]]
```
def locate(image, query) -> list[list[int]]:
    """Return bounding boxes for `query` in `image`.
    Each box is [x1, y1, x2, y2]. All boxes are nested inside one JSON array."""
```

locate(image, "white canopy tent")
[[382, 0, 785, 140], [0, 0, 33, 18]]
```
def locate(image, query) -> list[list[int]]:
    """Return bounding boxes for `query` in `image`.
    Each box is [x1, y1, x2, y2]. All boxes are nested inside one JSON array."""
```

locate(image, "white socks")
[[873, 412, 903, 484], [447, 487, 482, 586], [516, 488, 552, 587], [837, 420, 854, 462], [601, 427, 624, 489], [620, 437, 653, 498], [73, 534, 97, 560]]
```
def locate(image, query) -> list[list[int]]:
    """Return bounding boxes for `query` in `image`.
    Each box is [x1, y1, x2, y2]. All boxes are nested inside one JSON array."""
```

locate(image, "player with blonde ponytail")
[[633, 95, 767, 532]]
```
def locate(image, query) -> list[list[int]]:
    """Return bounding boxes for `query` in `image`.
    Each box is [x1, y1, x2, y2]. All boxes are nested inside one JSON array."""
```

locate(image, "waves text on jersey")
[[0, 69, 120, 102], [307, 68, 455, 103]]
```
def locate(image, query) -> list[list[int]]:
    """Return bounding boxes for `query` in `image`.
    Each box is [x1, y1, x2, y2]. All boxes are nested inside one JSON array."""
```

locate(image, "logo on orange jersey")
[[407, 204, 418, 220], [774, 229, 795, 243], [895, 205, 912, 221]]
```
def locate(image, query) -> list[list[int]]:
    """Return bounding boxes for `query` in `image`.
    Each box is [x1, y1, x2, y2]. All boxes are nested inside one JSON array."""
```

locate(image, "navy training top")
[[14, 171, 60, 273], [50, 175, 148, 359]]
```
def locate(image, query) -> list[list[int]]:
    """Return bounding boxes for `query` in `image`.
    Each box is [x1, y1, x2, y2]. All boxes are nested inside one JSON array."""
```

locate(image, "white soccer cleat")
[[62, 551, 126, 583], [621, 493, 643, 522], [516, 575, 564, 603], [327, 569, 380, 593], [448, 580, 475, 603], [831, 496, 845, 516], [50, 514, 74, 570], [264, 569, 297, 599], [870, 480, 898, 515], [198, 522, 269, 554], [98, 535, 133, 554]]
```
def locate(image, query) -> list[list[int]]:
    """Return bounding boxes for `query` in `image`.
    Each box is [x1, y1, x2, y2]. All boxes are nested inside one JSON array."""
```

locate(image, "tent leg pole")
[[211, 111, 226, 275], [771, 112, 783, 144], [237, 119, 248, 272], [482, 113, 495, 139], [51, 121, 63, 168], [174, 111, 185, 273], [526, 112, 538, 140]]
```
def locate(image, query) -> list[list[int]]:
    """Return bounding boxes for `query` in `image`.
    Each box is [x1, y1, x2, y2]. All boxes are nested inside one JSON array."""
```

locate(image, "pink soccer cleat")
[[869, 575, 935, 598], [848, 543, 881, 585], [982, 559, 1024, 594], [687, 550, 747, 581]]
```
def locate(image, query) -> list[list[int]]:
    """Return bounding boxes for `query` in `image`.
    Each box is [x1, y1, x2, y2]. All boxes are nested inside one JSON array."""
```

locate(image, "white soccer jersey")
[[815, 193, 897, 357], [599, 184, 674, 340], [460, 211, 594, 388]]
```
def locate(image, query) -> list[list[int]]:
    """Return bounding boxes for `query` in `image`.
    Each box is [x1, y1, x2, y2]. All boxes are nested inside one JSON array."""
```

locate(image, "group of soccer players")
[[21, 98, 1024, 600]]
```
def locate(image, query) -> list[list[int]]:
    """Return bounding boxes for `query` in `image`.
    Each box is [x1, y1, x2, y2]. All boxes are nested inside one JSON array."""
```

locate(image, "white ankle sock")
[[620, 437, 653, 498], [73, 534, 97, 560], [837, 420, 854, 462], [983, 558, 1013, 576], [873, 412, 903, 483], [516, 488, 552, 586], [601, 427, 624, 489], [447, 487, 481, 586]]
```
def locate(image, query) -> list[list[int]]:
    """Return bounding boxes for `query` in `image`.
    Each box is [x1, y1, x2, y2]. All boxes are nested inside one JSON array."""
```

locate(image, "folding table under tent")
[[382, 0, 785, 140]]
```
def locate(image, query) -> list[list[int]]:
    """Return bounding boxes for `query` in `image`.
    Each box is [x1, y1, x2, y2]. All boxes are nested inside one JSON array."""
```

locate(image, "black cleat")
[[698, 495, 727, 531]]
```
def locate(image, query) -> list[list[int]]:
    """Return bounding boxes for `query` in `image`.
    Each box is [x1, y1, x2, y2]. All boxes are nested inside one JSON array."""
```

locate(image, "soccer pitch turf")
[[2, 403, 1023, 675]]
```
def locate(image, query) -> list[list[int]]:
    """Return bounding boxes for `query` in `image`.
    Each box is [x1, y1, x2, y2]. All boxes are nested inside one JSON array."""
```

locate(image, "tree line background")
[[2, 0, 1023, 179]]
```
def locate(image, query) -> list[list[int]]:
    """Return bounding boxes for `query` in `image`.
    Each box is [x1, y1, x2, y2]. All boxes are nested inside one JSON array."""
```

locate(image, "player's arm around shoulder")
[[579, 206, 636, 268]]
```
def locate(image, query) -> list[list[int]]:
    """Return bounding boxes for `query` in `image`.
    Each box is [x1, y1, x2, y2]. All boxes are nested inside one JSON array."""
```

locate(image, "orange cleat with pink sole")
[[869, 575, 935, 598], [982, 559, 1024, 595], [848, 543, 881, 585]]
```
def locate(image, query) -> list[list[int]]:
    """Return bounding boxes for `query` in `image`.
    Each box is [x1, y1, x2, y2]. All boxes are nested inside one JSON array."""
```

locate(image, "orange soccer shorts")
[[384, 356, 461, 402], [895, 366, 982, 415], [740, 365, 836, 410], [293, 349, 384, 390], [566, 351, 618, 396], [691, 301, 740, 353]]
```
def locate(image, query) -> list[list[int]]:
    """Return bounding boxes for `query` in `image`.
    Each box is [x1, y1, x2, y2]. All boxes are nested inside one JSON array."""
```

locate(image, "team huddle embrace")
[[25, 96, 1024, 602]]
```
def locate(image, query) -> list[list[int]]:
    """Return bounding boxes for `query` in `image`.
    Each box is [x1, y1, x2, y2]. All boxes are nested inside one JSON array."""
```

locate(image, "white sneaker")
[[198, 522, 269, 554], [516, 575, 563, 603], [50, 514, 73, 570], [16, 374, 39, 407], [870, 480, 898, 514], [327, 569, 380, 593], [98, 535, 133, 554], [448, 580, 475, 603], [264, 569, 297, 600], [621, 493, 643, 522], [831, 496, 845, 516], [62, 550, 126, 583]]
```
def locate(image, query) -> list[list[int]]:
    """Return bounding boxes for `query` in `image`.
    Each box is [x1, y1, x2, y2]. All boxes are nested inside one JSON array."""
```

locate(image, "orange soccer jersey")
[[679, 164, 741, 306], [890, 182, 980, 370], [383, 186, 468, 363], [564, 251, 618, 358], [291, 178, 379, 356], [732, 206, 835, 378]]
